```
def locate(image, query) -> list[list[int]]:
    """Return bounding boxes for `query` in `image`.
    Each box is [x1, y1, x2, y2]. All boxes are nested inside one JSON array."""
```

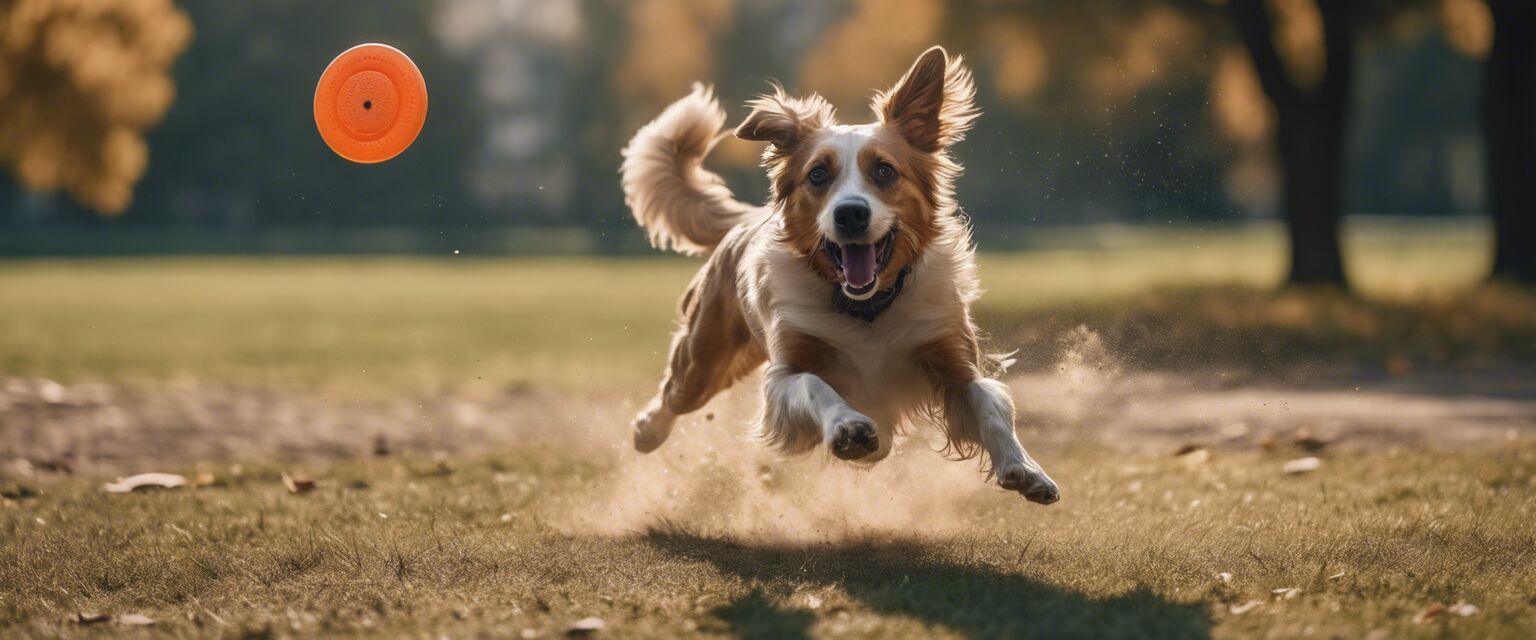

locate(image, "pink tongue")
[[840, 244, 876, 288]]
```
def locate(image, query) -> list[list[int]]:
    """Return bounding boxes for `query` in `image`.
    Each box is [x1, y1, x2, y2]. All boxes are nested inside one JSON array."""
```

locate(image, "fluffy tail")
[[621, 84, 755, 255]]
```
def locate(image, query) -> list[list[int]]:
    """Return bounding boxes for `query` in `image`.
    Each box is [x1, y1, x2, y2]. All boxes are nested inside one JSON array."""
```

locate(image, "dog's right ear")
[[734, 87, 834, 151]]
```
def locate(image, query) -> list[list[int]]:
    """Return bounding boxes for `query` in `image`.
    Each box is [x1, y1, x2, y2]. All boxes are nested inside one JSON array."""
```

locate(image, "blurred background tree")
[[0, 0, 190, 215], [1481, 0, 1535, 283], [1228, 0, 1359, 286], [0, 0, 1521, 279]]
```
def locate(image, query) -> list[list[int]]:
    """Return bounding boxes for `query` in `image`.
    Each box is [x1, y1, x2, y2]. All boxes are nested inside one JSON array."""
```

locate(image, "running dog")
[[619, 46, 1058, 504]]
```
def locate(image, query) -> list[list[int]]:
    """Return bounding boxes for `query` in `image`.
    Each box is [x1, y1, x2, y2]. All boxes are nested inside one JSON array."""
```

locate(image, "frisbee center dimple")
[[337, 70, 399, 138]]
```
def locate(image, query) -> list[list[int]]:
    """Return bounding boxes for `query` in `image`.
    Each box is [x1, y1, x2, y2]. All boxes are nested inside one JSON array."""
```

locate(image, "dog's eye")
[[807, 167, 830, 186], [873, 163, 897, 182]]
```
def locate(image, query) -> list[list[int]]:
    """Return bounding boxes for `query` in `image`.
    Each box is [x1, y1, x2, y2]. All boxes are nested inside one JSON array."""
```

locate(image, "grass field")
[[0, 219, 1519, 395], [3, 220, 1536, 638], [4, 442, 1534, 638]]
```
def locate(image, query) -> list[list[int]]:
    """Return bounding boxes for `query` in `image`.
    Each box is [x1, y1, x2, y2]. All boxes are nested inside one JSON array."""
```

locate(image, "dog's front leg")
[[918, 333, 1059, 504], [759, 363, 879, 460], [958, 379, 1060, 504]]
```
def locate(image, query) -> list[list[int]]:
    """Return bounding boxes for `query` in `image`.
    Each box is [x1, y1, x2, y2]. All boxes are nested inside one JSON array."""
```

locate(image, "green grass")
[[3, 444, 1534, 638], [0, 219, 1519, 395]]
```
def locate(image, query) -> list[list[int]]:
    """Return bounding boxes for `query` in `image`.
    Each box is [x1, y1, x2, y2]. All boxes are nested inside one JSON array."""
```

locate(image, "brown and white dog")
[[619, 46, 1059, 504]]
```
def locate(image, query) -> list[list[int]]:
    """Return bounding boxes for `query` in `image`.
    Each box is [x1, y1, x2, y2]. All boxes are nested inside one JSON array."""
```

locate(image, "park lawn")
[[3, 219, 1535, 638], [0, 219, 1521, 396], [2, 442, 1534, 638]]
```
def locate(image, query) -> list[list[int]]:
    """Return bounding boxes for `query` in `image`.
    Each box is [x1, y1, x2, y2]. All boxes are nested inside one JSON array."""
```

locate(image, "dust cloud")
[[551, 383, 1003, 543], [553, 328, 1117, 542]]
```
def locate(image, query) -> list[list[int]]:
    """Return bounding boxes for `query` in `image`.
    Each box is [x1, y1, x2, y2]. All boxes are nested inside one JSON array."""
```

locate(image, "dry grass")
[[3, 220, 1534, 638], [2, 443, 1534, 638]]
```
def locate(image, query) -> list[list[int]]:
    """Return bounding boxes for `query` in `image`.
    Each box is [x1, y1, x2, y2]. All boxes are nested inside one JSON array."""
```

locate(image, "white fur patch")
[[816, 125, 894, 244]]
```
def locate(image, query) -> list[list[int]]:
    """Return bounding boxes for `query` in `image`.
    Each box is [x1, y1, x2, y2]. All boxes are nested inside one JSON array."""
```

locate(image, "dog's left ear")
[[873, 46, 978, 153]]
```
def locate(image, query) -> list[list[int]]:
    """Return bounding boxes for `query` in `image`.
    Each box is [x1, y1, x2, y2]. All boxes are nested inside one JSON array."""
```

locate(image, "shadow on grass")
[[646, 530, 1210, 639]]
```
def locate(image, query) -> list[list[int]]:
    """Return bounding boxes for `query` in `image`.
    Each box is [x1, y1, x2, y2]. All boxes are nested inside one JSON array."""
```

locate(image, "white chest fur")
[[741, 234, 980, 424]]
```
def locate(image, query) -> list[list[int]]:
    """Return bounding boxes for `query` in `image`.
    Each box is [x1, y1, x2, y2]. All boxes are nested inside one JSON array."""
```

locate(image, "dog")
[[619, 46, 1058, 504]]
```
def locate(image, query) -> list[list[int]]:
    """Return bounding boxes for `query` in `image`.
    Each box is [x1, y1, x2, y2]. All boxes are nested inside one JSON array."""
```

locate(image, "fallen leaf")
[[1293, 428, 1329, 452], [36, 379, 66, 404], [282, 473, 316, 494], [1272, 587, 1301, 600], [1175, 447, 1210, 466], [566, 616, 605, 635], [1282, 457, 1322, 475], [1448, 602, 1479, 617], [104, 473, 186, 494], [1413, 602, 1446, 624], [1229, 600, 1264, 615], [117, 613, 155, 626]]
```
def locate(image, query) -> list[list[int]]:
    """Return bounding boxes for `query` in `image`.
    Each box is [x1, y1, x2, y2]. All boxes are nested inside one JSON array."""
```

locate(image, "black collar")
[[832, 267, 912, 322]]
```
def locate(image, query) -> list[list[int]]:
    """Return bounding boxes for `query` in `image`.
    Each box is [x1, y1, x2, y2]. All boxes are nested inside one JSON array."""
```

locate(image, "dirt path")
[[4, 369, 1535, 475]]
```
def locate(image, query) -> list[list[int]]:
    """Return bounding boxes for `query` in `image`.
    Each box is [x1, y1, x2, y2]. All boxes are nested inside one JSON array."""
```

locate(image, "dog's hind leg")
[[633, 247, 764, 453], [916, 331, 1060, 505]]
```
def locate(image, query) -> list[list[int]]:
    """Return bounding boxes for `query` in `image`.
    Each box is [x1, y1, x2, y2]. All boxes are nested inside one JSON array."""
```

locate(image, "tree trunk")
[[1485, 0, 1536, 283], [1229, 0, 1357, 287], [1275, 113, 1347, 284]]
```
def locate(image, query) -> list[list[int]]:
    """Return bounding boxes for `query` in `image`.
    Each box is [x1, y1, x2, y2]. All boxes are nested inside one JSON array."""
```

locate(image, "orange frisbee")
[[314, 43, 427, 163]]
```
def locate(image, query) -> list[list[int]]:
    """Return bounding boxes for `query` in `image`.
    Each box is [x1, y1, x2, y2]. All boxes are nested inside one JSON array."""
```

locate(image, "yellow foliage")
[[617, 0, 733, 107], [1211, 48, 1272, 145], [798, 0, 943, 111], [1439, 0, 1492, 59], [1267, 0, 1324, 90], [0, 0, 190, 215], [984, 21, 1048, 104], [1079, 7, 1203, 106]]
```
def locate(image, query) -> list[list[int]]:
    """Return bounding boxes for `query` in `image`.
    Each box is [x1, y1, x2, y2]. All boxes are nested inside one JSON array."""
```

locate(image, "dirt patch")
[[3, 368, 1535, 476], [1009, 368, 1536, 454]]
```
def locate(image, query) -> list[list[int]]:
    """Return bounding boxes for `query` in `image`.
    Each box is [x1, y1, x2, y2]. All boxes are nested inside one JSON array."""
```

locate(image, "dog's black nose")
[[833, 201, 871, 237]]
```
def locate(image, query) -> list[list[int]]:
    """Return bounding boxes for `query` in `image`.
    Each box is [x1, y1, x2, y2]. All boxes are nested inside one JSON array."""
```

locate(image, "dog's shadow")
[[645, 530, 1211, 640]]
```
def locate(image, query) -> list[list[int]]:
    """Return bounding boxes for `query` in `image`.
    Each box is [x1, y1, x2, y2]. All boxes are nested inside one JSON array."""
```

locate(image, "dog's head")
[[735, 46, 977, 300]]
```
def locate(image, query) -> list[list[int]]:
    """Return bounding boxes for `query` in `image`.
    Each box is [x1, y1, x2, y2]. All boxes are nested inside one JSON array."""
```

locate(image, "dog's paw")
[[828, 415, 880, 461], [632, 407, 675, 454], [998, 463, 1060, 505]]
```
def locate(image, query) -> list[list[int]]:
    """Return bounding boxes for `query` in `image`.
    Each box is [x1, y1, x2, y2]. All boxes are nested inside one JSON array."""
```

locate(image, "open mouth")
[[825, 229, 897, 299]]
